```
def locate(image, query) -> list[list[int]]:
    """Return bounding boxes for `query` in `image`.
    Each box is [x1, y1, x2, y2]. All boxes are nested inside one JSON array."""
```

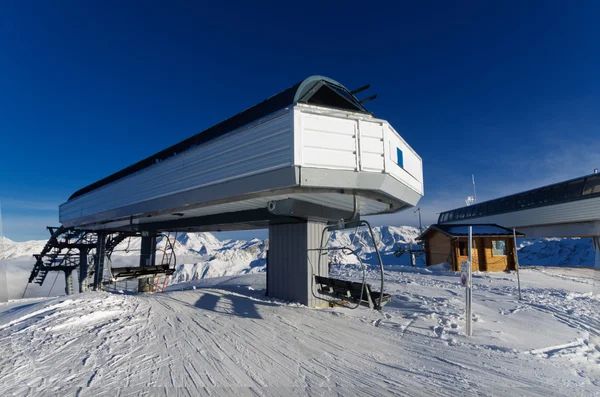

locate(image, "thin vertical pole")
[[513, 228, 522, 301], [466, 226, 473, 336]]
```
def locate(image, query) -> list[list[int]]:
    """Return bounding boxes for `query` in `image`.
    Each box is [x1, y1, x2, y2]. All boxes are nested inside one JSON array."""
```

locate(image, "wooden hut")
[[418, 224, 525, 272]]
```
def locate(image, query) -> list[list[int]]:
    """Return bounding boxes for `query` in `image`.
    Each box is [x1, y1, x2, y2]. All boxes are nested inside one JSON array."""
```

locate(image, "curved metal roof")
[[69, 75, 370, 201]]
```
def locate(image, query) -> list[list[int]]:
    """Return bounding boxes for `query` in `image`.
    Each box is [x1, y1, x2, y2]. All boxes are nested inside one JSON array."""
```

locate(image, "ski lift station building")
[[58, 75, 424, 307]]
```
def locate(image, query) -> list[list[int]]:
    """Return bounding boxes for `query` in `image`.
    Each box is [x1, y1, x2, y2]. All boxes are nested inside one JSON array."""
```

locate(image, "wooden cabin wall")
[[482, 237, 513, 271], [454, 237, 515, 272], [425, 230, 453, 267], [424, 232, 517, 272], [453, 237, 482, 272]]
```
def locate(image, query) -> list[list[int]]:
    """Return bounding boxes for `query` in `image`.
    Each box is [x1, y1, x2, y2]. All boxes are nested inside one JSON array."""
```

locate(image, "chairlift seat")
[[315, 275, 391, 310], [110, 264, 174, 281]]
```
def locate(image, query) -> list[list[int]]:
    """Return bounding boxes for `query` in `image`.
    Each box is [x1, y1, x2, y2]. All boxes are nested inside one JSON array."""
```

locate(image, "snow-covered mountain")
[[167, 225, 421, 282], [2, 227, 597, 297], [328, 225, 420, 267], [171, 238, 267, 283], [0, 236, 46, 261], [108, 232, 222, 257]]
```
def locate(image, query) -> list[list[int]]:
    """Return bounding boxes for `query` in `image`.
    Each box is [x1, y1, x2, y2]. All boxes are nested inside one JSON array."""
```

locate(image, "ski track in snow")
[[0, 269, 598, 396]]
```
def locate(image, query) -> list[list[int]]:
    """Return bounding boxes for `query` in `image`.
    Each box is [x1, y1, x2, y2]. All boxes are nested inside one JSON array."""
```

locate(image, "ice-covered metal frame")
[[60, 76, 423, 232]]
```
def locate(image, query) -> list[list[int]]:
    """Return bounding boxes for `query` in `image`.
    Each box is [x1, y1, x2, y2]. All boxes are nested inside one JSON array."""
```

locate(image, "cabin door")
[[476, 238, 487, 271]]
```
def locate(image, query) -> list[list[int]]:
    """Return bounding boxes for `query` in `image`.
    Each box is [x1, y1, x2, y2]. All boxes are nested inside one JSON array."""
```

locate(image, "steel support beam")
[[93, 232, 107, 291], [79, 248, 89, 293], [138, 234, 157, 293], [64, 269, 73, 295]]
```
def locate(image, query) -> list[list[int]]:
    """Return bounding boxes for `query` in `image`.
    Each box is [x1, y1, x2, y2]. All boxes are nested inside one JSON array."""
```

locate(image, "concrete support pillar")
[[79, 248, 89, 293], [64, 269, 73, 296], [138, 234, 157, 293], [93, 232, 107, 291], [267, 221, 329, 307]]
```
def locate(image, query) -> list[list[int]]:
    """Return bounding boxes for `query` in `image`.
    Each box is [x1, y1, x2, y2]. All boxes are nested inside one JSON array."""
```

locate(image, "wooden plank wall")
[[481, 237, 514, 271], [425, 230, 453, 266], [454, 237, 485, 272]]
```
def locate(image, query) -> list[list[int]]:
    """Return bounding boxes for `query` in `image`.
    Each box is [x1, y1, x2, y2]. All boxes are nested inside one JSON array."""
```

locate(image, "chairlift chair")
[[106, 233, 178, 283], [309, 220, 391, 310]]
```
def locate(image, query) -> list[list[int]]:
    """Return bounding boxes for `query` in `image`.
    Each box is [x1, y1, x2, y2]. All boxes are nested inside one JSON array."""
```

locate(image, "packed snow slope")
[[0, 266, 598, 395]]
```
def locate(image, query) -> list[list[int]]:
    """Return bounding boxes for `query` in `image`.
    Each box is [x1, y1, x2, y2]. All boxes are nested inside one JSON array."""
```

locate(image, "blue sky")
[[0, 1, 598, 241]]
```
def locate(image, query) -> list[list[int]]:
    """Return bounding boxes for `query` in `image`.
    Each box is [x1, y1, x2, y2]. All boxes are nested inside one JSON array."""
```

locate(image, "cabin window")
[[458, 240, 475, 256], [492, 240, 507, 256], [583, 175, 600, 195]]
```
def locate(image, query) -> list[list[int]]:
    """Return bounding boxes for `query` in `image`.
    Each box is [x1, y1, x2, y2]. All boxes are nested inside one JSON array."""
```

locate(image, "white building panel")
[[298, 112, 357, 171], [358, 120, 385, 172], [295, 107, 423, 196], [385, 125, 423, 195]]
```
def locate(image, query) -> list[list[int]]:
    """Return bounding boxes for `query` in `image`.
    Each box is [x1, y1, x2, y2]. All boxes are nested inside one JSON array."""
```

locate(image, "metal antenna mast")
[[413, 207, 422, 231]]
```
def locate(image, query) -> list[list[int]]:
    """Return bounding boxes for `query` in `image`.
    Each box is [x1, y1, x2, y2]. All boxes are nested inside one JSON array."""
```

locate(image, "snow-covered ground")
[[1, 225, 598, 393], [0, 265, 598, 395]]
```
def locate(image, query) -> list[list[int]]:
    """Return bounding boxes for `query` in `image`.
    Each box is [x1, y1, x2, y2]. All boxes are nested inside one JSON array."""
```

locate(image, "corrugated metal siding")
[[61, 111, 294, 223], [267, 222, 327, 306], [444, 196, 600, 229]]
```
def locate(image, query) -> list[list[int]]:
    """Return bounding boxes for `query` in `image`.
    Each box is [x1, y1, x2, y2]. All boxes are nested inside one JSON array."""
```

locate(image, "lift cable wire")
[[47, 271, 59, 297]]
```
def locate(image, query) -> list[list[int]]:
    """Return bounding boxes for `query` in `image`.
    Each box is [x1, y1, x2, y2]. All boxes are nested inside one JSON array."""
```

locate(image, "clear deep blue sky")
[[0, 1, 598, 241]]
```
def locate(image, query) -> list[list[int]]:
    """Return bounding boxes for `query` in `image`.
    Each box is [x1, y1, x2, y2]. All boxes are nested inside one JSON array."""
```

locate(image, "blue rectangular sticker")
[[396, 148, 403, 167]]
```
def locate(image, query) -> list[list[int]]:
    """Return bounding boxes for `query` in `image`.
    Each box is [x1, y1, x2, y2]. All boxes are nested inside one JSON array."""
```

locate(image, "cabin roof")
[[68, 75, 371, 201], [418, 224, 525, 240]]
